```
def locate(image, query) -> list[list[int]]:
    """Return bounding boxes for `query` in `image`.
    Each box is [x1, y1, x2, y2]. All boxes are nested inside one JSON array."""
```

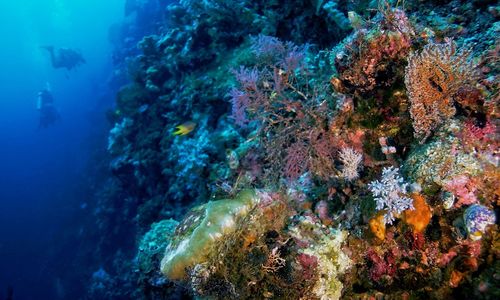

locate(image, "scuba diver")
[[41, 46, 86, 71], [5, 286, 13, 300], [37, 84, 60, 128]]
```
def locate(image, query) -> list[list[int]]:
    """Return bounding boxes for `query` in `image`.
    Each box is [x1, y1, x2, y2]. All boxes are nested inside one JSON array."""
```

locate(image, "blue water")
[[0, 1, 123, 298]]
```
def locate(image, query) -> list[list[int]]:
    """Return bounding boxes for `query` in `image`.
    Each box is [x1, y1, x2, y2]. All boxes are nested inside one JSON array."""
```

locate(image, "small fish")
[[173, 121, 197, 136]]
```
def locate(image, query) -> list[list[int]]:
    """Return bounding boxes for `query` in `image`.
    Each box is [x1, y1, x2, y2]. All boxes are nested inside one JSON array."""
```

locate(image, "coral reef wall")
[[89, 0, 499, 299]]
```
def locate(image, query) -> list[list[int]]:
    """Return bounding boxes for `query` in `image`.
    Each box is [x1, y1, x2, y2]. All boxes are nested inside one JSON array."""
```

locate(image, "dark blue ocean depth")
[[0, 1, 123, 299]]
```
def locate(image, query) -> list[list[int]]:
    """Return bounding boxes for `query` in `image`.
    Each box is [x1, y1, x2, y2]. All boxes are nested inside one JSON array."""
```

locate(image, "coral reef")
[[331, 6, 413, 94], [138, 219, 179, 275], [160, 190, 352, 299], [88, 0, 499, 299], [136, 219, 183, 298]]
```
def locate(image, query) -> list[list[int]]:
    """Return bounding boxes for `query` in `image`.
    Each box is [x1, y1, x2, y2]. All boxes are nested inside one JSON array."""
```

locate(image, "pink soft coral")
[[444, 175, 478, 207], [460, 120, 496, 151]]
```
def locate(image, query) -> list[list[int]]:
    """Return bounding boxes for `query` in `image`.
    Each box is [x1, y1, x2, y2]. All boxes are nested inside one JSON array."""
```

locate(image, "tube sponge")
[[160, 190, 258, 280]]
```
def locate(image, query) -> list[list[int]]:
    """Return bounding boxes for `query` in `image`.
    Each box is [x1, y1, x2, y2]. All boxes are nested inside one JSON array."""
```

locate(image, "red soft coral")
[[284, 141, 309, 180], [367, 248, 399, 283], [460, 120, 496, 151], [296, 253, 319, 281]]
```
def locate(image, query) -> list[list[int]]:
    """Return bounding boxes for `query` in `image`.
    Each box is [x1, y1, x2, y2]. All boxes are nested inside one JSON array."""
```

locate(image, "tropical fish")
[[173, 121, 197, 136]]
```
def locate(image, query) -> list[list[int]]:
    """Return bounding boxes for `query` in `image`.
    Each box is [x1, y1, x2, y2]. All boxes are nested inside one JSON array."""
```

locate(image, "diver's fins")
[[6, 285, 13, 300], [40, 45, 54, 53]]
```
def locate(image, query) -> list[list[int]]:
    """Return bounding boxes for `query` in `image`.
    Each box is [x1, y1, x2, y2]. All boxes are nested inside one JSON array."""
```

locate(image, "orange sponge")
[[369, 212, 386, 240], [404, 193, 432, 233]]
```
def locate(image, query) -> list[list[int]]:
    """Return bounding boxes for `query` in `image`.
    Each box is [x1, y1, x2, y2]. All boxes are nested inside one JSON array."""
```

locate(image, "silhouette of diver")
[[6, 286, 13, 300], [1, 286, 13, 300], [37, 85, 60, 128], [41, 46, 86, 71]]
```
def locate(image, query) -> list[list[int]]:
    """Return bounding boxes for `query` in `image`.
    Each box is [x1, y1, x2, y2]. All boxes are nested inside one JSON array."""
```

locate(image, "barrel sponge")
[[160, 189, 258, 280]]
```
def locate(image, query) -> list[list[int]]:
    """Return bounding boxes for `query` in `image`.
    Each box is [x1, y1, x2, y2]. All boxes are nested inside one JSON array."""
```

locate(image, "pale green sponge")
[[160, 189, 258, 280]]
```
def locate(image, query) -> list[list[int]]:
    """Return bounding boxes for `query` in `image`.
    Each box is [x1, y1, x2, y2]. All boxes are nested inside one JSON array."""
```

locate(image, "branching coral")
[[339, 147, 363, 181], [405, 40, 478, 141], [284, 141, 310, 180], [368, 166, 414, 224]]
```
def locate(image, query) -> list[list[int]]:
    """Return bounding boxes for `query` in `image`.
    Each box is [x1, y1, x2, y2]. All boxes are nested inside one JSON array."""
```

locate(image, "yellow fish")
[[173, 121, 197, 136]]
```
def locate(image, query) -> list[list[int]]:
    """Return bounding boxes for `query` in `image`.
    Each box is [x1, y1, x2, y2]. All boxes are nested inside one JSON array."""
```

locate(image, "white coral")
[[368, 166, 414, 224], [339, 147, 363, 181]]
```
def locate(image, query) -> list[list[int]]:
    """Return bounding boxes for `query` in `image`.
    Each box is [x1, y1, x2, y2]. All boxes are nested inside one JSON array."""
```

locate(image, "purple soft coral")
[[229, 88, 250, 127]]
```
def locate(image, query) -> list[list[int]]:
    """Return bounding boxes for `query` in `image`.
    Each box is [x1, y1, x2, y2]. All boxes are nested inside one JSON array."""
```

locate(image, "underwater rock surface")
[[94, 0, 499, 299]]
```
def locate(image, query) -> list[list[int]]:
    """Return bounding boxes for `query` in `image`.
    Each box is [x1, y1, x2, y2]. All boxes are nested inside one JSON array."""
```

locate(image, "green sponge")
[[160, 189, 258, 280]]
